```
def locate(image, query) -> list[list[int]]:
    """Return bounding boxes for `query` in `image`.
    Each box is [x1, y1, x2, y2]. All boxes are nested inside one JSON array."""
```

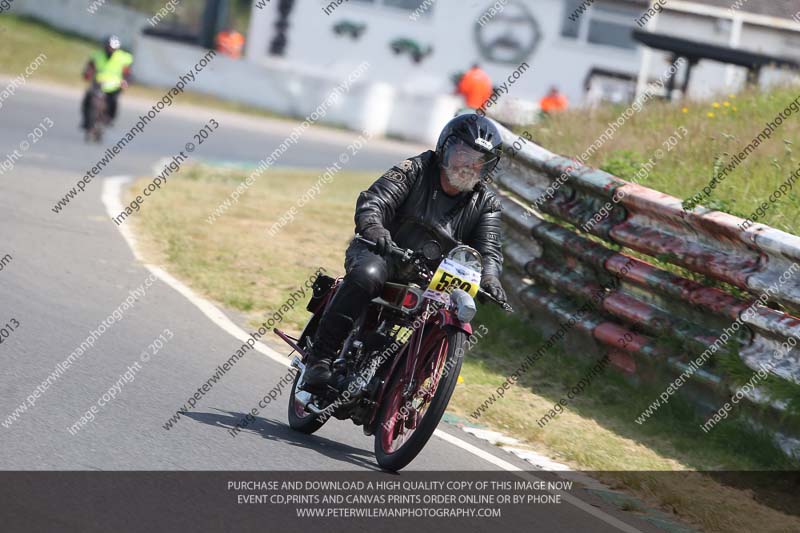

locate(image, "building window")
[[385, 0, 430, 10], [562, 0, 581, 38], [351, 0, 434, 16], [561, 0, 638, 50]]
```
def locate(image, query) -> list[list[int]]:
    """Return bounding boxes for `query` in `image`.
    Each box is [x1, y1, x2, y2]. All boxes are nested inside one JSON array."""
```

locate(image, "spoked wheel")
[[86, 122, 102, 143], [286, 315, 328, 434], [90, 126, 103, 143], [374, 327, 466, 471], [86, 96, 106, 144]]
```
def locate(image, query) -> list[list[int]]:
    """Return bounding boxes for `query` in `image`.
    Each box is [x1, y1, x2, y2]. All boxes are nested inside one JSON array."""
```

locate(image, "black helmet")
[[436, 113, 502, 184], [104, 35, 121, 51]]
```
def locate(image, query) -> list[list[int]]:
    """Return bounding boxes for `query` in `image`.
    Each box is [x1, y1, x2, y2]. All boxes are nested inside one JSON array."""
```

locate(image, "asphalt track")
[[0, 80, 674, 532]]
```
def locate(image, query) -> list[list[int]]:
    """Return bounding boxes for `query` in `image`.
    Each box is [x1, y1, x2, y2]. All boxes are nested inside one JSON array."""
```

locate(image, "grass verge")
[[525, 85, 800, 236], [0, 14, 289, 122], [130, 162, 800, 533]]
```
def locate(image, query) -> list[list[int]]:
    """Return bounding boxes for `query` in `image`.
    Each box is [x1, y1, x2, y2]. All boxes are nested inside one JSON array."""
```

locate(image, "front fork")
[[437, 307, 474, 337], [380, 304, 467, 412]]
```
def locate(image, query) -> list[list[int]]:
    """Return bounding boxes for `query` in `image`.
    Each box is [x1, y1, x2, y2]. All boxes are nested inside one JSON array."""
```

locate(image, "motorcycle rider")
[[80, 35, 133, 130], [303, 113, 507, 392]]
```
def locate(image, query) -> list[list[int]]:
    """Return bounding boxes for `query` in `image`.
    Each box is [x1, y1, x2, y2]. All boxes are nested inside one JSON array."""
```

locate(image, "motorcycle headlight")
[[449, 289, 477, 323], [447, 245, 482, 273]]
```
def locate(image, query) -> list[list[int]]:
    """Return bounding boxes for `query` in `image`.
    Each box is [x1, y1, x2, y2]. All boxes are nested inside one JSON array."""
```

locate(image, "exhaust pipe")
[[304, 402, 328, 416], [291, 362, 326, 415]]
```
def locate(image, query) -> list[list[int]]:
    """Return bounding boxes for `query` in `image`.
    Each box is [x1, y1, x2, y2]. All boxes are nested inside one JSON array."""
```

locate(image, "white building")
[[634, 0, 800, 100], [16, 0, 800, 141], [245, 0, 800, 106]]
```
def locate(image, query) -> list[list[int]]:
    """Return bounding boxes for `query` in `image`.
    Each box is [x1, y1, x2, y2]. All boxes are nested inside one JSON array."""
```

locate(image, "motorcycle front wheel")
[[374, 327, 466, 471]]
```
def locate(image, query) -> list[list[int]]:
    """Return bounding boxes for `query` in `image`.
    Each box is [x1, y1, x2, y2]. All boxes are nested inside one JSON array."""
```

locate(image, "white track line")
[[434, 429, 641, 532], [102, 175, 288, 366], [102, 175, 641, 533]]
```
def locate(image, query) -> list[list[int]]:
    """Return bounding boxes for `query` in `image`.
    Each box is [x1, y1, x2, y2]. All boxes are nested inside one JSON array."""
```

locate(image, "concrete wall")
[[13, 0, 147, 49], [246, 0, 800, 106], [245, 0, 644, 108], [740, 23, 800, 88], [133, 34, 462, 144]]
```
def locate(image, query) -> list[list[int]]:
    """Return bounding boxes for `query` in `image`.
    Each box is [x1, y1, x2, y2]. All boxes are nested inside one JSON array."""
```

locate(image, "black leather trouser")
[[310, 240, 396, 361]]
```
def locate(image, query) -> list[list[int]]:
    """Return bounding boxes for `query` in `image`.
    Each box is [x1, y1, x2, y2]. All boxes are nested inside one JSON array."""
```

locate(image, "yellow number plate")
[[425, 258, 481, 303]]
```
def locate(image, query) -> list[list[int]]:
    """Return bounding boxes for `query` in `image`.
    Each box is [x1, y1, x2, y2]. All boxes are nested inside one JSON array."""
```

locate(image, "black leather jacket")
[[354, 150, 503, 279]]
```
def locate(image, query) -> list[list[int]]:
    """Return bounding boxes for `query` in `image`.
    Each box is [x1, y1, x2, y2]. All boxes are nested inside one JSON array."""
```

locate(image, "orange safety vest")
[[457, 67, 493, 110], [216, 30, 245, 58], [540, 93, 569, 113]]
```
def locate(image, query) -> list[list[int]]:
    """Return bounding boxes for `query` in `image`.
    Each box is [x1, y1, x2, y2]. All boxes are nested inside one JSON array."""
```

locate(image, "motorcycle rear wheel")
[[286, 371, 328, 434], [286, 315, 328, 434], [374, 327, 466, 471]]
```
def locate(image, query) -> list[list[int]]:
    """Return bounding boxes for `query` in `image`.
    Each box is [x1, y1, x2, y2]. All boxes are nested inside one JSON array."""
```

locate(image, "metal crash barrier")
[[493, 121, 800, 458]]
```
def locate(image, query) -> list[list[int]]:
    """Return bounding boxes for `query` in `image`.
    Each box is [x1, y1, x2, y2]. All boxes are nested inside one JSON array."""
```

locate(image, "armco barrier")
[[492, 121, 800, 458]]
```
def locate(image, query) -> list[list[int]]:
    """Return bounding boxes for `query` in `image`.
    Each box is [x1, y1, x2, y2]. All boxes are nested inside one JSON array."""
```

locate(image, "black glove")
[[480, 275, 506, 303], [362, 225, 395, 257]]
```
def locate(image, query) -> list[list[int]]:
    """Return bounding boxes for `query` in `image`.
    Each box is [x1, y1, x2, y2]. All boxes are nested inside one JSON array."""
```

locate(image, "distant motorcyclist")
[[80, 35, 133, 130], [303, 113, 507, 392]]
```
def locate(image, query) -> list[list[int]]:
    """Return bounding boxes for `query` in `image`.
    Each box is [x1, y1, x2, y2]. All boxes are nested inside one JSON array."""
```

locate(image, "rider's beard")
[[444, 166, 480, 192]]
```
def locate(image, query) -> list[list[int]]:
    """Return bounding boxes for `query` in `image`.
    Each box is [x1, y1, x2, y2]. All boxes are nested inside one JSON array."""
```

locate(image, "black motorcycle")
[[84, 82, 109, 143]]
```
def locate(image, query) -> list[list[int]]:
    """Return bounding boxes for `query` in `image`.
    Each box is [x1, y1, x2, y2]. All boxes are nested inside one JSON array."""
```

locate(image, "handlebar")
[[357, 235, 514, 313], [355, 236, 414, 263], [478, 288, 514, 313]]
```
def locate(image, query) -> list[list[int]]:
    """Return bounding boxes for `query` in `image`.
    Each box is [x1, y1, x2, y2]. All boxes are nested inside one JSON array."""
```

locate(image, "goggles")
[[441, 136, 499, 179]]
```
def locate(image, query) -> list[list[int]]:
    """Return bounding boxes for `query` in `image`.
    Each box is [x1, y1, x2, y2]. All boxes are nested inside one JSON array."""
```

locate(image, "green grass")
[[526, 87, 800, 236], [517, 91, 800, 314], [131, 165, 366, 333], [130, 159, 800, 533], [518, 86, 800, 409], [456, 306, 796, 470], [0, 14, 290, 122], [0, 15, 95, 82]]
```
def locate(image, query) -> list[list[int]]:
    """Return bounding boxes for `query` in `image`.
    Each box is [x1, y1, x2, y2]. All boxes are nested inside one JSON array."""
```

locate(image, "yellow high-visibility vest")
[[91, 49, 133, 93]]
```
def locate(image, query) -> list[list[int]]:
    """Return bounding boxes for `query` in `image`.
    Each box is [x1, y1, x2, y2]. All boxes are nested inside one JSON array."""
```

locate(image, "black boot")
[[303, 312, 353, 393]]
